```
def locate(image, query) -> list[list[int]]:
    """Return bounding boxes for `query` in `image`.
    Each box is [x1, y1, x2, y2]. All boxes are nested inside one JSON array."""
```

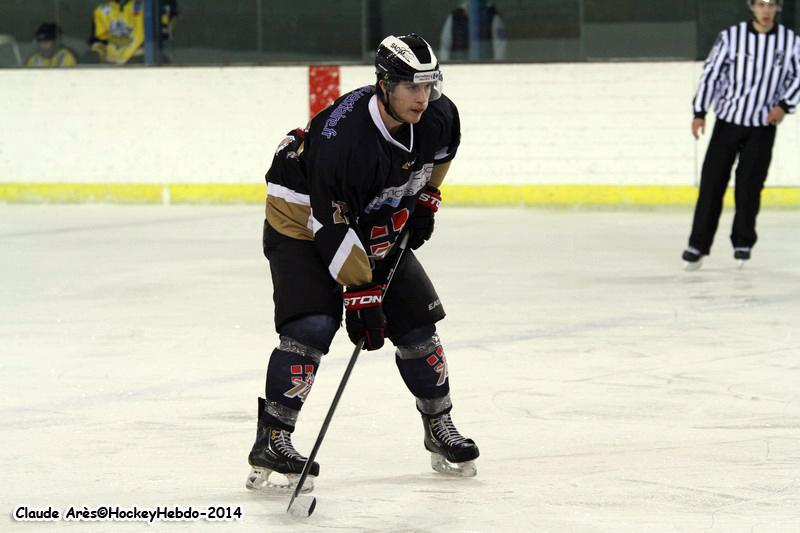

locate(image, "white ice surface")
[[1, 205, 799, 533]]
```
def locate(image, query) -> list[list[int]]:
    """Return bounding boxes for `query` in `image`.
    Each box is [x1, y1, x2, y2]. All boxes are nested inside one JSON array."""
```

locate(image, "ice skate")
[[682, 247, 704, 271], [734, 247, 751, 269], [422, 412, 479, 477], [246, 399, 319, 494]]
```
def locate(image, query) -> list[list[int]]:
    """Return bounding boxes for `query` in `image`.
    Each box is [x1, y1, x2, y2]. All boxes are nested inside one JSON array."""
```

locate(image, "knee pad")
[[395, 328, 452, 416], [393, 323, 436, 347], [279, 313, 338, 355]]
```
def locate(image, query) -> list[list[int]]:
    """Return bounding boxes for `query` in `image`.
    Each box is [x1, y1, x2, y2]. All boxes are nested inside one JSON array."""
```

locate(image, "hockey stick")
[[287, 231, 411, 517]]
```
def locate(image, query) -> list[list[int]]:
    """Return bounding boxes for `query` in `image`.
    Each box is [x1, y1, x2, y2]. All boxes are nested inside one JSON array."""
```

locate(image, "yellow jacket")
[[89, 0, 176, 64], [25, 48, 78, 67]]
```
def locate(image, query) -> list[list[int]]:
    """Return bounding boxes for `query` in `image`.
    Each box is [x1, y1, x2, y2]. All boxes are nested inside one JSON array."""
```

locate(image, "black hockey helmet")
[[375, 33, 443, 101]]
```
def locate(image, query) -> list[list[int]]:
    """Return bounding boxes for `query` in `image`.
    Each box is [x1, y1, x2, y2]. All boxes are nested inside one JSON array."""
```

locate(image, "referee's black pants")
[[688, 119, 776, 255]]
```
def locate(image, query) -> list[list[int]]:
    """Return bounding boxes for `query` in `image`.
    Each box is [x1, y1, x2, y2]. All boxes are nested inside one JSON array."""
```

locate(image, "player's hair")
[[35, 22, 62, 41]]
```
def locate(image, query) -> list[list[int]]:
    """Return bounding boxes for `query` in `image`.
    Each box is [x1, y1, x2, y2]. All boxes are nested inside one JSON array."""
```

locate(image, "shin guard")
[[263, 336, 322, 431], [395, 334, 452, 416]]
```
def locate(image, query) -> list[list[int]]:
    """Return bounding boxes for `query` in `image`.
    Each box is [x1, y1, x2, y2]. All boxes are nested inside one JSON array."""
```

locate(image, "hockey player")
[[246, 33, 480, 493]]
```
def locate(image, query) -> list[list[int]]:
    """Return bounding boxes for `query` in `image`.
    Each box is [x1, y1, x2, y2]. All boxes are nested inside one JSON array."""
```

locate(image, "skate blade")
[[430, 453, 477, 477], [246, 467, 315, 494], [684, 260, 702, 272], [737, 260, 747, 270]]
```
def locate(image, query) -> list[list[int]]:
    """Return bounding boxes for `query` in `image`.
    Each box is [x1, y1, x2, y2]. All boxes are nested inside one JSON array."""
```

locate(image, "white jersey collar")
[[369, 95, 413, 153]]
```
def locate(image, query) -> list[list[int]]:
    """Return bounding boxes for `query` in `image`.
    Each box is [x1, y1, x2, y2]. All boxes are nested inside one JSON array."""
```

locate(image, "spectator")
[[25, 23, 77, 67], [85, 0, 177, 64], [439, 1, 506, 61]]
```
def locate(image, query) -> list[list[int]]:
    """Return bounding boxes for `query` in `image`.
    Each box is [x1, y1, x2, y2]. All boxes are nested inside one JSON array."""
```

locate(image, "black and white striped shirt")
[[693, 21, 800, 127]]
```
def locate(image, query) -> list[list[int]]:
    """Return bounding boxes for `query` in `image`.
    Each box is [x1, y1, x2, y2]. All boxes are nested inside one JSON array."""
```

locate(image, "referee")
[[683, 0, 800, 270]]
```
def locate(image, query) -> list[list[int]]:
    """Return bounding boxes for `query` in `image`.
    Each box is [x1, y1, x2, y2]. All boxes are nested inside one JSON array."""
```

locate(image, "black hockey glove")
[[343, 285, 386, 351], [408, 185, 441, 250]]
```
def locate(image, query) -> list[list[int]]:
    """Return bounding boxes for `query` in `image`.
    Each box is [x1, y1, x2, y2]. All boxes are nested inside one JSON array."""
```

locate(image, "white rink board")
[[2, 205, 800, 532], [2, 63, 799, 187]]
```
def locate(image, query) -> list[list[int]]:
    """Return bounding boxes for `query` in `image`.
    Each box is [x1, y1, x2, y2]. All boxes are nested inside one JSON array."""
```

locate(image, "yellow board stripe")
[[0, 183, 265, 204], [1, 183, 799, 207], [441, 185, 800, 207]]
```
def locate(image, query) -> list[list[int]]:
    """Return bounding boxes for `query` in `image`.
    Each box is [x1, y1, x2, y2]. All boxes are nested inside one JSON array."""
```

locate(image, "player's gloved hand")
[[407, 185, 441, 250], [343, 285, 386, 351]]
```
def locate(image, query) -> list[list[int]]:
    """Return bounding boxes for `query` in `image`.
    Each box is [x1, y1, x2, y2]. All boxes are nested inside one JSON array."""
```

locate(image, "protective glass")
[[411, 70, 443, 101]]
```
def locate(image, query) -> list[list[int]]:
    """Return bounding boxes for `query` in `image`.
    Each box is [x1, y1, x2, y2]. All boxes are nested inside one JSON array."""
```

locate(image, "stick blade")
[[287, 495, 316, 518]]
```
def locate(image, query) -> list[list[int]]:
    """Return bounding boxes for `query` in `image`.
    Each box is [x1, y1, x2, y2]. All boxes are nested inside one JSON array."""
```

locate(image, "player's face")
[[389, 82, 432, 123], [751, 1, 778, 28]]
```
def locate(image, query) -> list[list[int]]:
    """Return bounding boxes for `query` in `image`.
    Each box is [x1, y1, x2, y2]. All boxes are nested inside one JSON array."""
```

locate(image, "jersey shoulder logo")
[[332, 201, 350, 225], [320, 86, 374, 140]]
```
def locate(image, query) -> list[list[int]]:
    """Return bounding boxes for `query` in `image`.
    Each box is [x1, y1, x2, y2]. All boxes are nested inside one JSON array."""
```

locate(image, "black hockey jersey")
[[265, 85, 460, 287]]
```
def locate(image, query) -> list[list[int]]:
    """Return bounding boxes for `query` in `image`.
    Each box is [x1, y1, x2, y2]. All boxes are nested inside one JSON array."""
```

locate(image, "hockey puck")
[[287, 496, 316, 518]]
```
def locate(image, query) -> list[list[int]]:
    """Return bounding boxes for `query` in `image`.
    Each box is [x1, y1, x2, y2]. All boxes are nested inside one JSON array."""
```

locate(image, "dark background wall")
[[0, 0, 797, 65]]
